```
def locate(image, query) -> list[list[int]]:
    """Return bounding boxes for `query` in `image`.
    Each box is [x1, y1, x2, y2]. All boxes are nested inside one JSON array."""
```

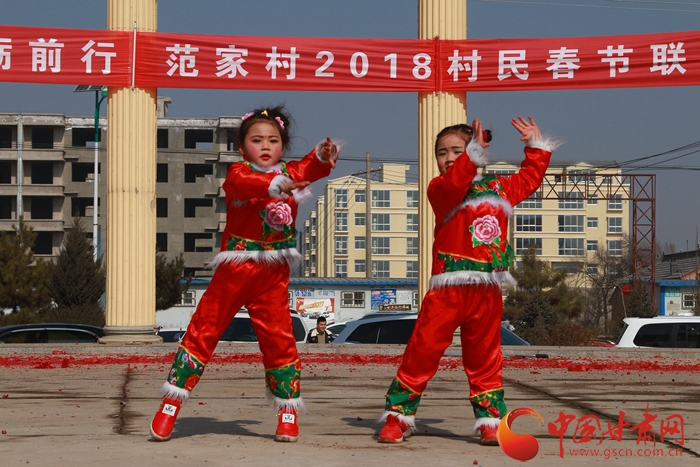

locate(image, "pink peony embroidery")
[[264, 201, 293, 231], [471, 215, 502, 245]]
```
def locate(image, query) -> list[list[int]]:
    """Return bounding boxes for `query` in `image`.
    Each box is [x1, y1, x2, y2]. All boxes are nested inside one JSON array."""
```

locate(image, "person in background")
[[306, 316, 333, 343]]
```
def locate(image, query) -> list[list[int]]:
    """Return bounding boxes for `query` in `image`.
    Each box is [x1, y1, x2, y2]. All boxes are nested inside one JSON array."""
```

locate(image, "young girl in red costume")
[[150, 105, 339, 443], [378, 116, 559, 446]]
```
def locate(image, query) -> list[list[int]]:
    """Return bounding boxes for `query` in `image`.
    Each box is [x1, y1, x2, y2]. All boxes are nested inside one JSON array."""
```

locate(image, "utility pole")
[[365, 152, 371, 278]]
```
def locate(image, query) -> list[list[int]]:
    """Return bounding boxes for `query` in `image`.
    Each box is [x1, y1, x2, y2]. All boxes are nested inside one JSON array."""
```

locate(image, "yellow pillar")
[[417, 0, 467, 302], [100, 0, 161, 344]]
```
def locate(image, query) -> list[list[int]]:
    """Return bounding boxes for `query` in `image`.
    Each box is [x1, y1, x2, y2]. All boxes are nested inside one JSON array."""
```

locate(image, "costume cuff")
[[268, 174, 294, 199], [315, 141, 340, 164], [467, 138, 488, 166], [525, 135, 561, 153]]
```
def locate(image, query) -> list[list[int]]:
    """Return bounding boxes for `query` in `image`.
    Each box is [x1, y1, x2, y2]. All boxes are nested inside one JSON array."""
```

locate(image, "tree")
[[156, 253, 191, 311], [0, 220, 51, 325], [625, 281, 656, 318], [45, 217, 106, 326]]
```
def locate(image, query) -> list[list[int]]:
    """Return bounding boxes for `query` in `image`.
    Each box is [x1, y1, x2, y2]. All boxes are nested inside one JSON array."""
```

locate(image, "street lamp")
[[74, 85, 107, 262]]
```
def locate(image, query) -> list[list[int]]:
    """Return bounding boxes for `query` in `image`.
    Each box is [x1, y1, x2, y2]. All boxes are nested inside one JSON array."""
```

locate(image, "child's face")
[[435, 132, 468, 175], [239, 121, 284, 168]]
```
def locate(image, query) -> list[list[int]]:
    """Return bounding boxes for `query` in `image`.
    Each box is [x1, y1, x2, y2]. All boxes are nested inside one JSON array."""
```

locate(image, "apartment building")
[[302, 163, 419, 279], [304, 160, 630, 278], [0, 101, 243, 276]]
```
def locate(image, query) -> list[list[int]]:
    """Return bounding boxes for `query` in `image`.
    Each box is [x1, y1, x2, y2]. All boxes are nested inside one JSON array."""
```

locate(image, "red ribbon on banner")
[[1, 24, 698, 91]]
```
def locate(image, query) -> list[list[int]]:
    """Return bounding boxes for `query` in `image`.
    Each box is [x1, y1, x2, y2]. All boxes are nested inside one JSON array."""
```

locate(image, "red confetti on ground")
[[473, 461, 478, 465], [51, 350, 67, 355], [2, 430, 6, 434], [2, 395, 8, 399], [198, 402, 205, 405]]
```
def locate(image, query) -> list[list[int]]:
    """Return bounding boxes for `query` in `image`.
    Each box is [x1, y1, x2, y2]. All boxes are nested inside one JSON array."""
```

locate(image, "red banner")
[[1, 25, 698, 92], [0, 25, 132, 86]]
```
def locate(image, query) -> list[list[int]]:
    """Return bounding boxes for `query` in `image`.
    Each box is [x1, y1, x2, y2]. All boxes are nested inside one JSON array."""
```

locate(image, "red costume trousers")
[[397, 283, 504, 397], [181, 260, 297, 370]]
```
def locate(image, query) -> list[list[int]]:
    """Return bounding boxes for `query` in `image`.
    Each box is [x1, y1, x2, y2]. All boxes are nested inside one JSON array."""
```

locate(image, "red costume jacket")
[[208, 148, 333, 269], [428, 139, 555, 289]]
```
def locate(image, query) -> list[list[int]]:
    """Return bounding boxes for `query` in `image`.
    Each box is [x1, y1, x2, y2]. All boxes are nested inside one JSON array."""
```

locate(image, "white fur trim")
[[379, 411, 417, 433], [443, 195, 514, 225], [266, 388, 307, 414], [526, 136, 561, 153], [292, 187, 313, 204], [268, 175, 294, 199], [467, 139, 488, 167], [429, 270, 515, 290], [248, 161, 284, 173], [473, 417, 502, 434], [206, 248, 301, 270], [158, 382, 190, 404]]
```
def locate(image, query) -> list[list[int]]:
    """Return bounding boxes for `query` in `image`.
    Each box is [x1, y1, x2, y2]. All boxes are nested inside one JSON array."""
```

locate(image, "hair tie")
[[241, 112, 254, 121], [261, 110, 268, 116], [275, 116, 285, 130]]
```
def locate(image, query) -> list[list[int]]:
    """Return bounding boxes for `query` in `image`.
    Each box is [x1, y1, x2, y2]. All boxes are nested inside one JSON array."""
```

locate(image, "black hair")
[[238, 104, 293, 151], [316, 317, 327, 324], [434, 123, 492, 155]]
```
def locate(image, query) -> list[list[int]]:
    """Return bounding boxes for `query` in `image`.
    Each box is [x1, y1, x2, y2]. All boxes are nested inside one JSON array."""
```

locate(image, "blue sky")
[[1, 0, 699, 250]]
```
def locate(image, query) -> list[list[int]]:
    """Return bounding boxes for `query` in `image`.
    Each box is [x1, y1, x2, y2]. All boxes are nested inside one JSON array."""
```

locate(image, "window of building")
[[516, 214, 542, 232], [587, 264, 599, 274], [71, 127, 100, 147], [553, 262, 584, 274], [608, 194, 623, 210], [0, 196, 11, 219], [569, 170, 596, 183], [518, 192, 542, 209], [372, 190, 390, 207], [587, 240, 598, 251], [72, 162, 100, 182], [406, 237, 418, 255], [355, 189, 366, 203], [607, 217, 623, 234], [30, 161, 53, 184], [342, 291, 365, 307], [372, 237, 390, 255], [184, 198, 213, 218], [0, 161, 10, 183], [608, 240, 622, 257], [33, 231, 53, 255], [180, 291, 196, 306], [184, 163, 213, 183], [587, 194, 598, 205], [354, 260, 366, 274], [515, 238, 542, 255], [587, 217, 598, 228], [407, 190, 419, 208], [157, 163, 168, 183], [335, 236, 348, 255], [682, 294, 696, 310], [31, 127, 53, 149], [156, 198, 168, 218], [558, 191, 584, 209], [406, 261, 418, 278], [335, 259, 348, 278], [406, 214, 418, 232], [335, 212, 348, 232], [30, 196, 53, 219], [372, 260, 390, 278], [355, 236, 365, 250], [335, 189, 348, 208], [184, 232, 213, 252], [413, 291, 420, 308], [71, 197, 99, 217], [157, 128, 169, 149], [0, 126, 12, 148], [558, 215, 584, 232], [355, 213, 365, 227], [156, 232, 167, 252], [558, 238, 584, 256], [372, 213, 390, 231], [184, 129, 213, 149]]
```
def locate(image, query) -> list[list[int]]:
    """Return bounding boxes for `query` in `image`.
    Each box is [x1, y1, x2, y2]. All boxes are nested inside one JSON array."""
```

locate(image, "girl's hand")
[[471, 118, 489, 149], [512, 115, 541, 143], [319, 137, 337, 168], [279, 180, 311, 197]]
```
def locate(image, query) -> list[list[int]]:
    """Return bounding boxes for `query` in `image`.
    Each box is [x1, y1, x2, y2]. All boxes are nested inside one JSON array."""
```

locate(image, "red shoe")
[[150, 397, 181, 441], [378, 413, 412, 444], [275, 406, 299, 442], [480, 425, 499, 446]]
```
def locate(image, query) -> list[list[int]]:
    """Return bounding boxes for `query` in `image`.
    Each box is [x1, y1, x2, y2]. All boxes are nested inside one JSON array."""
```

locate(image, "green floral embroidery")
[[265, 360, 301, 399], [470, 388, 506, 419], [243, 160, 290, 177], [226, 234, 297, 252], [465, 174, 505, 201], [385, 377, 422, 416], [436, 244, 514, 274], [167, 347, 205, 391]]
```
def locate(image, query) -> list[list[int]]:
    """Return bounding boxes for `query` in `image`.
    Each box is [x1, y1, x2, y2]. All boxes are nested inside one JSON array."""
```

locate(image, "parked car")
[[615, 316, 700, 348], [332, 313, 529, 345], [172, 310, 308, 344], [326, 321, 350, 340], [0, 323, 105, 344], [156, 328, 186, 343]]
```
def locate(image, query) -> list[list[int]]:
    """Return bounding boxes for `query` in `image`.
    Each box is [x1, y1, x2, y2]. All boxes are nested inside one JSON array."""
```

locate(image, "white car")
[[615, 316, 700, 348]]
